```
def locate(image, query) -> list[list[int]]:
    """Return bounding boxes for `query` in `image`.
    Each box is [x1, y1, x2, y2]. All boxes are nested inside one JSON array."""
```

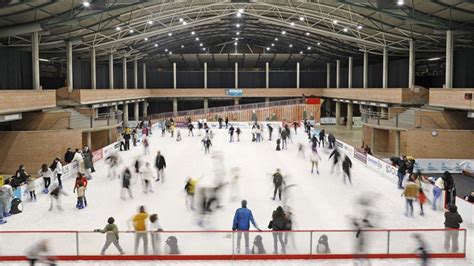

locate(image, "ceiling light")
[[281, 31, 286, 35], [39, 58, 50, 62], [115, 26, 121, 31], [147, 21, 153, 25], [191, 31, 195, 35], [238, 9, 244, 13], [169, 51, 172, 55], [236, 32, 240, 35], [305, 32, 310, 36], [165, 49, 168, 52], [179, 18, 184, 22], [83, 1, 90, 7], [236, 13, 242, 18], [333, 20, 338, 24], [234, 42, 238, 46], [195, 37, 199, 41], [266, 47, 270, 51], [168, 32, 172, 36], [275, 38, 278, 41], [300, 51, 303, 54], [307, 46, 311, 50], [202, 47, 206, 51], [200, 43, 203, 46], [181, 45, 184, 48], [397, 0, 404, 6], [317, 42, 321, 45], [236, 24, 241, 28], [299, 16, 304, 21], [183, 21, 187, 25], [290, 22, 295, 26], [154, 44, 158, 47], [271, 43, 275, 47], [144, 37, 148, 41], [357, 25, 363, 30], [235, 38, 239, 41], [343, 28, 348, 32], [129, 29, 134, 33], [428, 57, 441, 61], [289, 44, 293, 48]]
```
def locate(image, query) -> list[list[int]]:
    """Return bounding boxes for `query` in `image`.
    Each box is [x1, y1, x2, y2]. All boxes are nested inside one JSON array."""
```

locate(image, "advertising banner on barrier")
[[413, 159, 473, 174], [354, 149, 367, 164], [225, 89, 243, 97], [320, 117, 336, 125], [367, 154, 384, 173], [92, 149, 103, 163], [103, 142, 119, 158]]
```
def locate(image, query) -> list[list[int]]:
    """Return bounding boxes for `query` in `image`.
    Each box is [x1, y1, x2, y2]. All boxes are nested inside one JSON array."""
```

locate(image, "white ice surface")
[[1, 126, 472, 265]]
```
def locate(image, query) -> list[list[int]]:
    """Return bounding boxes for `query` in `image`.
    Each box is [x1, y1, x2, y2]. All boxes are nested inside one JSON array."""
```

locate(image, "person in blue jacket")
[[232, 200, 260, 254]]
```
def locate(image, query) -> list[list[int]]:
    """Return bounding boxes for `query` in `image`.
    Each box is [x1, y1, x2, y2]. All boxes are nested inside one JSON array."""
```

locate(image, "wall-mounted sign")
[[226, 88, 243, 97]]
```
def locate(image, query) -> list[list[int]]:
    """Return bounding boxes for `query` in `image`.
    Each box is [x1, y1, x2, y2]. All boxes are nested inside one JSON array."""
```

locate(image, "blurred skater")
[[95, 217, 125, 255], [329, 148, 341, 174], [141, 162, 154, 193], [121, 168, 133, 199], [342, 155, 353, 184], [310, 148, 321, 174], [25, 239, 56, 266], [155, 151, 166, 182]]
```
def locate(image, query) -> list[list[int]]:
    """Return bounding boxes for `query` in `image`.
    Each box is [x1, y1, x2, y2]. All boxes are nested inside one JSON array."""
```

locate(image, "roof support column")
[[234, 62, 238, 88], [296, 62, 300, 89], [109, 52, 114, 89], [173, 62, 177, 89], [348, 56, 353, 88], [67, 41, 73, 92], [445, 30, 454, 88], [326, 62, 331, 88], [204, 62, 207, 89], [382, 46, 388, 88], [408, 40, 415, 88], [142, 62, 147, 89], [265, 62, 270, 88], [363, 51, 368, 88], [123, 56, 127, 89], [134, 56, 138, 89], [32, 32, 40, 90], [90, 47, 96, 89], [336, 60, 340, 88]]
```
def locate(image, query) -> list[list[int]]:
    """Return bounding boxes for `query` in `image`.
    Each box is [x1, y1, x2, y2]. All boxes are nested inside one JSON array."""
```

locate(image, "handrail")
[[360, 109, 447, 129]]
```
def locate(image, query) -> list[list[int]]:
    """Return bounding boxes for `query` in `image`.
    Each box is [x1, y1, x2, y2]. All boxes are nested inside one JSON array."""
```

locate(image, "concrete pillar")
[[395, 130, 401, 156], [234, 98, 240, 105], [203, 98, 208, 112], [336, 60, 340, 88], [296, 62, 300, 89], [370, 127, 375, 152], [91, 47, 96, 89], [109, 52, 114, 89], [335, 101, 341, 126], [408, 40, 415, 88], [123, 103, 129, 127], [265, 97, 270, 107], [363, 51, 368, 88], [173, 62, 177, 89], [204, 62, 208, 89], [86, 132, 92, 149], [123, 56, 127, 89], [348, 56, 353, 88], [142, 100, 148, 119], [382, 46, 388, 88], [134, 57, 138, 89], [381, 107, 387, 119], [445, 30, 454, 88], [234, 62, 238, 88], [347, 102, 353, 129], [108, 129, 113, 144], [265, 62, 270, 88], [326, 62, 331, 88], [142, 63, 147, 89], [134, 102, 139, 122], [66, 41, 73, 92], [32, 32, 40, 90], [173, 98, 178, 116]]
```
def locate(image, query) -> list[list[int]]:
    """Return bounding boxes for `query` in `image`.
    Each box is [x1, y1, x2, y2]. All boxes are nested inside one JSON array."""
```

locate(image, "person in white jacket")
[[0, 179, 14, 224], [149, 213, 163, 255], [51, 157, 63, 188], [141, 163, 154, 193], [37, 164, 54, 194], [26, 176, 37, 202]]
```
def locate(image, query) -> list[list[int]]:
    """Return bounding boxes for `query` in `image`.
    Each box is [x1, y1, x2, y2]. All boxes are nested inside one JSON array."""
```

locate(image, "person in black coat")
[[218, 117, 223, 129], [64, 148, 75, 164], [396, 156, 408, 189], [188, 123, 194, 137], [319, 129, 325, 147], [225, 117, 229, 129], [267, 124, 273, 141], [328, 133, 336, 149], [329, 148, 341, 174], [228, 125, 235, 142], [12, 164, 30, 187], [342, 155, 353, 184], [155, 151, 166, 183], [276, 138, 281, 151], [123, 131, 131, 151], [272, 169, 284, 200], [269, 206, 288, 254]]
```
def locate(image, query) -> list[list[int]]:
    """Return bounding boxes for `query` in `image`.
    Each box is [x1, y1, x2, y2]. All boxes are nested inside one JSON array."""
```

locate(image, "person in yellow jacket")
[[185, 178, 198, 210], [131, 205, 149, 254], [402, 176, 419, 217]]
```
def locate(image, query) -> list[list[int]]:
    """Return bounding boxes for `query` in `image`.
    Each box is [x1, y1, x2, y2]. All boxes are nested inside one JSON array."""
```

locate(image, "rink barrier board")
[[0, 253, 466, 261]]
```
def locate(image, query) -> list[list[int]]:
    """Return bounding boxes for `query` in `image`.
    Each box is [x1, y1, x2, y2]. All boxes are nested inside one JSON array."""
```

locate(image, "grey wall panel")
[[454, 48, 474, 88], [300, 71, 326, 88], [96, 64, 109, 89], [269, 71, 296, 88], [73, 60, 91, 89], [0, 48, 32, 89], [147, 71, 173, 88], [177, 71, 203, 88], [114, 65, 123, 88], [208, 71, 234, 88], [239, 71, 265, 88], [388, 58, 409, 88]]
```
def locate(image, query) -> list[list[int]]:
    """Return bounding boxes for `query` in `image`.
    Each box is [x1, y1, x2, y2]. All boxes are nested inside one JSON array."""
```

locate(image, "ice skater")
[[202, 136, 212, 154], [95, 217, 125, 255], [329, 148, 341, 174], [280, 130, 287, 150], [150, 214, 163, 255], [272, 169, 284, 201], [155, 151, 166, 182], [105, 152, 120, 179], [121, 168, 133, 199], [176, 129, 182, 141], [342, 155, 353, 184], [276, 138, 281, 151], [184, 177, 198, 210], [319, 129, 326, 147], [49, 184, 66, 211], [188, 122, 194, 136], [142, 136, 150, 155], [297, 143, 305, 158], [228, 125, 235, 142], [141, 162, 154, 193], [232, 200, 261, 254], [236, 127, 241, 142], [37, 163, 53, 194], [267, 124, 273, 140], [310, 148, 321, 174]]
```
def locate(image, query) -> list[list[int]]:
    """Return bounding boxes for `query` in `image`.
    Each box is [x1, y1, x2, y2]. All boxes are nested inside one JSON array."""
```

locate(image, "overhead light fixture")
[[289, 44, 293, 48], [195, 37, 199, 41], [300, 51, 303, 54], [179, 18, 184, 22], [305, 32, 310, 36], [144, 37, 148, 41], [165, 49, 168, 52], [129, 29, 134, 33], [202, 47, 206, 51], [181, 45, 184, 48], [428, 57, 441, 61], [234, 42, 238, 46], [236, 32, 240, 35], [115, 26, 121, 31], [357, 25, 363, 30], [236, 13, 242, 18], [82, 1, 90, 7], [235, 37, 239, 41], [275, 38, 278, 41], [397, 0, 404, 6], [271, 43, 275, 47], [169, 51, 173, 55], [343, 28, 348, 32], [183, 21, 187, 25], [281, 30, 286, 35], [299, 16, 304, 21], [200, 43, 203, 46], [39, 58, 50, 62], [154, 44, 158, 47], [168, 32, 172, 36], [147, 21, 153, 25], [191, 31, 195, 35], [317, 42, 321, 45], [333, 20, 338, 24], [307, 46, 311, 50], [238, 8, 244, 14], [266, 47, 270, 51], [290, 22, 295, 26], [236, 24, 241, 28]]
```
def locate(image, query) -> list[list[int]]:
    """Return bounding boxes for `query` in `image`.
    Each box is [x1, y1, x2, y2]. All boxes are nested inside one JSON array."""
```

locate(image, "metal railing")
[[360, 109, 446, 129], [0, 229, 466, 258], [150, 98, 305, 120], [69, 111, 123, 129]]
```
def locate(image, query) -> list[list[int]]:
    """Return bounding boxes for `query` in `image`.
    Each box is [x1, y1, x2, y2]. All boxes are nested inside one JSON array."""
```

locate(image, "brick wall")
[[0, 130, 82, 174], [11, 111, 70, 131], [0, 90, 56, 115]]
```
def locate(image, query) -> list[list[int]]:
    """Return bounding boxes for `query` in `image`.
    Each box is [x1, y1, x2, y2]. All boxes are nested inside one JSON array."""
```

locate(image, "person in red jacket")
[[73, 173, 88, 208]]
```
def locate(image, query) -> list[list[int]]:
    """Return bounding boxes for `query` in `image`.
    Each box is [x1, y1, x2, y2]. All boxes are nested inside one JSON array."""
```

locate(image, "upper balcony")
[[429, 88, 474, 110], [0, 90, 56, 115], [57, 87, 149, 105]]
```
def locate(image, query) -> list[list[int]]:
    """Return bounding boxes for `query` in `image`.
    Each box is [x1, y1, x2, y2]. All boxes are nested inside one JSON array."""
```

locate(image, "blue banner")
[[226, 88, 243, 97]]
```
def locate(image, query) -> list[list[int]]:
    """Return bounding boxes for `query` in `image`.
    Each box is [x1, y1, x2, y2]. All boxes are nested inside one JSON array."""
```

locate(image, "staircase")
[[64, 108, 92, 129]]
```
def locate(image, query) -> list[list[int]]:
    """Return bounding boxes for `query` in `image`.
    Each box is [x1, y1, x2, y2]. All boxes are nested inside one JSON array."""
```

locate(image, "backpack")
[[10, 198, 23, 214]]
